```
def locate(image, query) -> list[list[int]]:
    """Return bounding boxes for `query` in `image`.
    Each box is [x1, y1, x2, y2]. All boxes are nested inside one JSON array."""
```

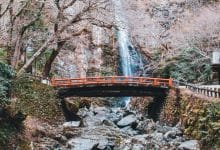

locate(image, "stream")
[[32, 104, 199, 150]]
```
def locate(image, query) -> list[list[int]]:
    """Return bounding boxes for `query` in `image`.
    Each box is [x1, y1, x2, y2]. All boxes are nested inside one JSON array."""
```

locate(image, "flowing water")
[[113, 0, 144, 106]]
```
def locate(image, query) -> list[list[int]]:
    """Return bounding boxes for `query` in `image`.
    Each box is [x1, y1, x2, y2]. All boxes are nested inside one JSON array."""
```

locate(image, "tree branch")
[[12, 0, 31, 22], [0, 0, 13, 18]]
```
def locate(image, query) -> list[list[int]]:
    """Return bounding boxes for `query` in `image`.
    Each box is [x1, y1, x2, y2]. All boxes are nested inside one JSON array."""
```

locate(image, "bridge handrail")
[[50, 76, 173, 88], [174, 80, 220, 99]]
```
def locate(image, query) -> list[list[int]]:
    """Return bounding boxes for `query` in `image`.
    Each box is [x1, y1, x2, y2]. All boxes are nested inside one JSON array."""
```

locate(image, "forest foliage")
[[0, 62, 14, 106]]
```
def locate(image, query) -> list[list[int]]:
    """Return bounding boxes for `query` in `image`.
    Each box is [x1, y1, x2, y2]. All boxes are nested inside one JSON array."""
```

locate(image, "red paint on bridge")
[[50, 76, 173, 88]]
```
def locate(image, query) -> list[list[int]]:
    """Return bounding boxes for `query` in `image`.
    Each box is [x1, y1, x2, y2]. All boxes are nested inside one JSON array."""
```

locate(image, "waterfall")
[[113, 0, 144, 106]]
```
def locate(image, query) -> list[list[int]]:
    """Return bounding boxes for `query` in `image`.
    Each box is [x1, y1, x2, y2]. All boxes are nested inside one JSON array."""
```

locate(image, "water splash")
[[113, 0, 144, 107]]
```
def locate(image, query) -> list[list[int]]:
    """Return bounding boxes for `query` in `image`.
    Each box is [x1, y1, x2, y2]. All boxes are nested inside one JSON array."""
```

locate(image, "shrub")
[[0, 62, 15, 107], [154, 48, 211, 83]]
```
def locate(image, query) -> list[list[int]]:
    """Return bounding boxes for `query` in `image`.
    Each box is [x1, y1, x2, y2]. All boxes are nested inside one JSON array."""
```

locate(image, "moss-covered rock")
[[161, 89, 220, 149], [11, 76, 64, 123]]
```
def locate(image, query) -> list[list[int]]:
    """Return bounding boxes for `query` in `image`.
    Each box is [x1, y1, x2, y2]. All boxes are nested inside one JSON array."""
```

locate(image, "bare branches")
[[0, 0, 13, 18], [17, 34, 56, 75], [55, 0, 61, 10], [62, 0, 77, 10], [16, 0, 113, 75], [21, 0, 45, 35], [12, 0, 31, 22]]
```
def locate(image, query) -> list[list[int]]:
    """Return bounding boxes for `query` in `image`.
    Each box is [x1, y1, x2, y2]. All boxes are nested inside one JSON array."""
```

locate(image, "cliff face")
[[52, 0, 220, 78], [0, 0, 219, 78]]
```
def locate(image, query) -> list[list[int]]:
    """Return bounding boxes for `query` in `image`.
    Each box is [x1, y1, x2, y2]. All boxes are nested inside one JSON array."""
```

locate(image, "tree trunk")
[[11, 34, 22, 69], [17, 35, 55, 75], [43, 41, 65, 78], [43, 50, 58, 78]]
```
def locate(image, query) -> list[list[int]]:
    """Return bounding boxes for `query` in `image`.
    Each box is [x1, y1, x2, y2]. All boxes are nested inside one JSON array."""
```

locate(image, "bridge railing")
[[174, 80, 220, 98], [50, 76, 173, 88]]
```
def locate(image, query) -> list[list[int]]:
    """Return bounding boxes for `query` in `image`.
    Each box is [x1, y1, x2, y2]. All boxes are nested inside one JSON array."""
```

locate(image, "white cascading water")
[[113, 0, 144, 106]]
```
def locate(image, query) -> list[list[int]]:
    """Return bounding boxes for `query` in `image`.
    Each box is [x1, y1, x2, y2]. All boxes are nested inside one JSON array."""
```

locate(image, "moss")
[[130, 97, 154, 115], [160, 88, 181, 126], [0, 48, 8, 63], [0, 122, 16, 146], [0, 113, 25, 149], [16, 139, 31, 150], [161, 89, 220, 149], [11, 76, 64, 123]]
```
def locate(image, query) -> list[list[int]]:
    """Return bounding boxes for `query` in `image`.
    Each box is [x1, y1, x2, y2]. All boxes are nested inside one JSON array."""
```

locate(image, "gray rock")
[[164, 130, 177, 139], [54, 134, 68, 144], [150, 132, 164, 142], [63, 121, 80, 128], [132, 134, 149, 144], [121, 126, 139, 136], [93, 106, 110, 114], [102, 119, 117, 127], [68, 138, 100, 150], [117, 114, 137, 127], [107, 112, 122, 123], [164, 127, 182, 140], [155, 125, 173, 134], [77, 107, 93, 118], [132, 144, 145, 150], [172, 127, 182, 135], [136, 119, 156, 133], [82, 116, 103, 127], [178, 140, 200, 150]]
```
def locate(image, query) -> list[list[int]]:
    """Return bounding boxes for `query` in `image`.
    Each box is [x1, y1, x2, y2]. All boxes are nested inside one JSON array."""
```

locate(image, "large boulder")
[[63, 98, 91, 121], [67, 136, 109, 150], [178, 140, 200, 150], [117, 114, 137, 127]]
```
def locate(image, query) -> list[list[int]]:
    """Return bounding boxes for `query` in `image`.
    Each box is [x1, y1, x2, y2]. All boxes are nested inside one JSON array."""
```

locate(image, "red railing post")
[[139, 77, 143, 85], [68, 79, 72, 85], [153, 79, 159, 86], [83, 78, 86, 85], [125, 76, 128, 83], [112, 76, 115, 83], [168, 78, 173, 87], [50, 79, 55, 86]]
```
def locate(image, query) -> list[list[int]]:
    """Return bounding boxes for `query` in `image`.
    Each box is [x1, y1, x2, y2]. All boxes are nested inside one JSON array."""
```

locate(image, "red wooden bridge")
[[50, 76, 173, 97], [51, 76, 173, 87]]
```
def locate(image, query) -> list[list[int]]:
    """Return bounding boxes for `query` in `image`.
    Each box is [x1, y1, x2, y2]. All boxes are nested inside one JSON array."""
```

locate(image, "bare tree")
[[11, 0, 45, 69], [17, 0, 113, 76], [0, 0, 46, 68]]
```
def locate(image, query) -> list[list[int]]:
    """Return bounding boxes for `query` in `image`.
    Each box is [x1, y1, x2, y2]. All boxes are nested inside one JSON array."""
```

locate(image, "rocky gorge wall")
[[50, 0, 220, 80], [160, 88, 220, 149]]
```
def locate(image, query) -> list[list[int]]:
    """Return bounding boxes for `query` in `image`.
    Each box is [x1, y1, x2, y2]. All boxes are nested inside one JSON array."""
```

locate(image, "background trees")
[[0, 0, 219, 83], [0, 0, 112, 77]]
